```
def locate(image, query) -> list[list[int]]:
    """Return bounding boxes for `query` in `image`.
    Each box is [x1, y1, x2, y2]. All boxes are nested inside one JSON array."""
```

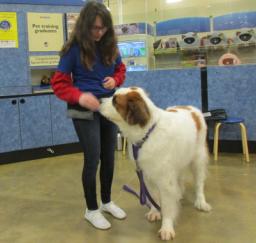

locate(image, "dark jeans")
[[72, 113, 117, 210]]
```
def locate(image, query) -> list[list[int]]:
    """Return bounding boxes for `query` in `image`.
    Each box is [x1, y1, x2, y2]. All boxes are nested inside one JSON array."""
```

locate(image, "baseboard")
[[1, 140, 255, 165], [0, 143, 82, 165], [208, 140, 256, 153]]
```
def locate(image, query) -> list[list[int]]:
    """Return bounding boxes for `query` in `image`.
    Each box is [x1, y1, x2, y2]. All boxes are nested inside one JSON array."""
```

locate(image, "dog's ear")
[[126, 92, 150, 127]]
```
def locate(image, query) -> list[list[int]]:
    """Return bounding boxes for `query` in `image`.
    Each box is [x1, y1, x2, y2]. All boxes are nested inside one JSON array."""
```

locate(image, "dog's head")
[[100, 87, 151, 127]]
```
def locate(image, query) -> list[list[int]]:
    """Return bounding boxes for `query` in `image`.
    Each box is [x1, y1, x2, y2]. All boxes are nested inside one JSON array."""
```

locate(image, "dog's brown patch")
[[167, 108, 178, 112], [191, 112, 201, 132], [176, 106, 191, 110], [113, 91, 150, 127]]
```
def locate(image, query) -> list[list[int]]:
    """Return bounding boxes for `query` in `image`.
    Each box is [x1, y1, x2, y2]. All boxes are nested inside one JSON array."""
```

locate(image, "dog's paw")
[[194, 200, 212, 212], [158, 227, 175, 241], [145, 209, 161, 222]]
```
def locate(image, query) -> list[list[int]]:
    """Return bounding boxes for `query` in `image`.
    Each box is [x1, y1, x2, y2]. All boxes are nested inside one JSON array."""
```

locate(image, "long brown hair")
[[60, 1, 118, 70]]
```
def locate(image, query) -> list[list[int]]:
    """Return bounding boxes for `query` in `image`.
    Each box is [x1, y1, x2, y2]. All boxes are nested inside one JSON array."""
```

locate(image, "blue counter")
[[125, 68, 202, 109], [208, 65, 256, 141]]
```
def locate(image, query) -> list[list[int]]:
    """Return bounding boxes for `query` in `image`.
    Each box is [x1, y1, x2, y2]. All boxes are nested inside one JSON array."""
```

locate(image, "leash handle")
[[123, 185, 140, 199], [122, 184, 151, 208], [123, 169, 161, 211]]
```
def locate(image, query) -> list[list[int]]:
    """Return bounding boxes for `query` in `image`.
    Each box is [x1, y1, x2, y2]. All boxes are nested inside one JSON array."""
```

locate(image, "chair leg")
[[239, 123, 250, 162], [240, 124, 246, 156], [122, 137, 127, 156], [213, 122, 221, 161]]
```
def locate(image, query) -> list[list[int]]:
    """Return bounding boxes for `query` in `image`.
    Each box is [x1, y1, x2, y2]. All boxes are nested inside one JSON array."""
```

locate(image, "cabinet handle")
[[20, 98, 25, 104], [11, 99, 17, 105]]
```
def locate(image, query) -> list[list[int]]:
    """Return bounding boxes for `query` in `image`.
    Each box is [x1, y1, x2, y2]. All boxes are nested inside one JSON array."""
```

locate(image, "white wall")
[[104, 0, 256, 24]]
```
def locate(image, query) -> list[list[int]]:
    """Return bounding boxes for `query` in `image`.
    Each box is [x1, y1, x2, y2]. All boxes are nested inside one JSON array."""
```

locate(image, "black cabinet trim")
[[0, 143, 82, 164], [0, 141, 255, 165], [0, 92, 53, 100]]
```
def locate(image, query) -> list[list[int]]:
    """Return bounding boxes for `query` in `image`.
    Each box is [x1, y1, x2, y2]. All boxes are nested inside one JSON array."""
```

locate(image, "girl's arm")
[[51, 71, 82, 104], [113, 62, 126, 87]]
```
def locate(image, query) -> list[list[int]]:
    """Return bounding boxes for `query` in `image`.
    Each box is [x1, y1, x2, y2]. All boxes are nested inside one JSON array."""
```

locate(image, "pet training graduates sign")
[[27, 12, 64, 52]]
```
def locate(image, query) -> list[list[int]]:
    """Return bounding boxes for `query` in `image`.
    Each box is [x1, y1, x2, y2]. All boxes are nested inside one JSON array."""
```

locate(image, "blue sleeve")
[[115, 53, 122, 65], [57, 45, 77, 74]]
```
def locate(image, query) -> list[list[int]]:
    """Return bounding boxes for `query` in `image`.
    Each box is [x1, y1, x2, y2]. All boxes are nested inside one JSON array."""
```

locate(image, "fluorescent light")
[[166, 0, 183, 3]]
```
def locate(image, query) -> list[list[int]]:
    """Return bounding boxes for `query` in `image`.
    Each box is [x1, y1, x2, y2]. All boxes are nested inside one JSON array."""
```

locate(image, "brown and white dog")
[[100, 87, 212, 240]]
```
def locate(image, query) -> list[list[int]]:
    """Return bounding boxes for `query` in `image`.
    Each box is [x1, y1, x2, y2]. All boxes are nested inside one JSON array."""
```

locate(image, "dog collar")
[[132, 123, 157, 162]]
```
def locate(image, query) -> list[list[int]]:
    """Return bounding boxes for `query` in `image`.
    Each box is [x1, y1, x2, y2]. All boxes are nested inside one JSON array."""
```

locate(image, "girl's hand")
[[78, 92, 100, 111], [103, 77, 116, 89]]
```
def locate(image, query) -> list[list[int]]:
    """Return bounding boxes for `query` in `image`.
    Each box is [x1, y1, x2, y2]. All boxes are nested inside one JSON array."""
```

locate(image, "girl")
[[51, 1, 126, 230]]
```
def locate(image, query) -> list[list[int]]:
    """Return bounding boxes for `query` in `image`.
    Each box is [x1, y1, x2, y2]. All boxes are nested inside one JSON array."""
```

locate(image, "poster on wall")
[[66, 13, 79, 39], [27, 12, 64, 52], [114, 23, 143, 35], [114, 23, 153, 36], [0, 12, 19, 48]]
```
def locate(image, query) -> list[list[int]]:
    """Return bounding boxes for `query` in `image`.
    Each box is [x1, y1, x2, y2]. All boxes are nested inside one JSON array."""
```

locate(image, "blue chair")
[[213, 117, 250, 162]]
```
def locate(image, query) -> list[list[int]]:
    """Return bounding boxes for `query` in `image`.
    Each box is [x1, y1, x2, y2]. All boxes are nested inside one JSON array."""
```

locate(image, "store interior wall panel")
[[0, 4, 82, 96], [207, 65, 256, 140], [0, 86, 32, 96], [0, 10, 29, 89], [124, 68, 202, 109]]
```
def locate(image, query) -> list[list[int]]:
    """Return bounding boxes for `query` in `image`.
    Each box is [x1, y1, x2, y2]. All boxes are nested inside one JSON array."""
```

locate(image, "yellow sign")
[[0, 12, 19, 48], [27, 12, 64, 52], [29, 55, 60, 66]]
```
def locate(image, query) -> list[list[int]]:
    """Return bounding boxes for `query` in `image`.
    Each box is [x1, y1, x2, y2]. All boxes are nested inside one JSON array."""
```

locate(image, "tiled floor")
[[0, 152, 255, 243]]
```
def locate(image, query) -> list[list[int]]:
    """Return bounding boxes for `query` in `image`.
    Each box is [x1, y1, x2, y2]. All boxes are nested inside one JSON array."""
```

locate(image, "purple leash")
[[123, 123, 161, 211]]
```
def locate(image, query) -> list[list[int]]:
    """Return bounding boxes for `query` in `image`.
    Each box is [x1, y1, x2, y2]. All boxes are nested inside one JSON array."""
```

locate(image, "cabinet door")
[[19, 96, 53, 149], [50, 95, 78, 145], [0, 98, 21, 153]]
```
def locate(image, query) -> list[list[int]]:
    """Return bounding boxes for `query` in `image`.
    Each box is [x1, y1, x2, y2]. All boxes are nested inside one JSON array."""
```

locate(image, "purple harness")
[[132, 123, 156, 161], [123, 123, 161, 211]]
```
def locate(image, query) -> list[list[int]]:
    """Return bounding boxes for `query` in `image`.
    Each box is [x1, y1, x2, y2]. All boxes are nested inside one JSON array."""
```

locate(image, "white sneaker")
[[84, 209, 111, 230], [101, 201, 127, 219]]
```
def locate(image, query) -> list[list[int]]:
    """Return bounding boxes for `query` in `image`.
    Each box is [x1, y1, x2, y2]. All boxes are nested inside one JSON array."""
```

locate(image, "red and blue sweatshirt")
[[51, 43, 126, 104]]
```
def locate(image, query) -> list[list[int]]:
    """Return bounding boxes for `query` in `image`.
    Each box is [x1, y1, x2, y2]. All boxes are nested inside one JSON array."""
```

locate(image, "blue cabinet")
[[0, 95, 53, 153], [50, 95, 78, 145], [0, 94, 78, 154], [19, 96, 52, 149], [0, 98, 22, 153]]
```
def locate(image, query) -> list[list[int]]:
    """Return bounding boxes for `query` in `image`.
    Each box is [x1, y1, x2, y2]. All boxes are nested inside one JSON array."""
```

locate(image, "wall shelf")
[[30, 66, 57, 70]]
